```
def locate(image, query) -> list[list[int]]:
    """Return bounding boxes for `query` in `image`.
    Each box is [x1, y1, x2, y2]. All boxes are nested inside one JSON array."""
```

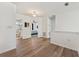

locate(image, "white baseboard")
[[0, 46, 16, 54], [50, 40, 78, 51]]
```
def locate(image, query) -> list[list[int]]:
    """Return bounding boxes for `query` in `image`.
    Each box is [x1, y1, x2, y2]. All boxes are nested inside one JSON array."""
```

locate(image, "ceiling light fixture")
[[32, 10, 37, 17], [64, 2, 69, 6], [33, 14, 36, 17]]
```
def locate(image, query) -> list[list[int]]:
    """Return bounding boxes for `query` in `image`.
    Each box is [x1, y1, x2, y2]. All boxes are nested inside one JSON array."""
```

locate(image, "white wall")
[[38, 17, 48, 38], [50, 8, 79, 52], [50, 32, 79, 51], [0, 3, 16, 54], [55, 9, 79, 32]]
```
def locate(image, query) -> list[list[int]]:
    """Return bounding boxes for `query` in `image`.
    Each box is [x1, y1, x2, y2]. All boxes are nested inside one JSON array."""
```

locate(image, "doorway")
[[48, 15, 55, 39], [16, 19, 22, 38], [31, 20, 38, 37]]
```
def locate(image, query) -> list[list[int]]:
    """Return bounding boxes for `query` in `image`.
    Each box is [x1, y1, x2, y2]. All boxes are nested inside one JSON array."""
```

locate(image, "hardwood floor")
[[0, 37, 78, 57], [17, 37, 78, 57], [0, 49, 16, 57]]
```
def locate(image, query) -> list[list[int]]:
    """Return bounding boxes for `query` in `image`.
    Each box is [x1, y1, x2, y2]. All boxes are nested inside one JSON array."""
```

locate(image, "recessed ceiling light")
[[32, 10, 37, 15], [33, 14, 36, 17], [64, 2, 69, 6], [32, 10, 37, 17]]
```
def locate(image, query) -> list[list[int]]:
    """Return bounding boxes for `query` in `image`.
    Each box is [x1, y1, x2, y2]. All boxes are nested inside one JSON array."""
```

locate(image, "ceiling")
[[13, 2, 79, 16]]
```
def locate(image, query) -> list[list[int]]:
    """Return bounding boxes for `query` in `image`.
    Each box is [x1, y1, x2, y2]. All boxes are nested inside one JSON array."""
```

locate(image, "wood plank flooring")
[[0, 49, 16, 57], [17, 37, 78, 57], [0, 37, 78, 57]]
